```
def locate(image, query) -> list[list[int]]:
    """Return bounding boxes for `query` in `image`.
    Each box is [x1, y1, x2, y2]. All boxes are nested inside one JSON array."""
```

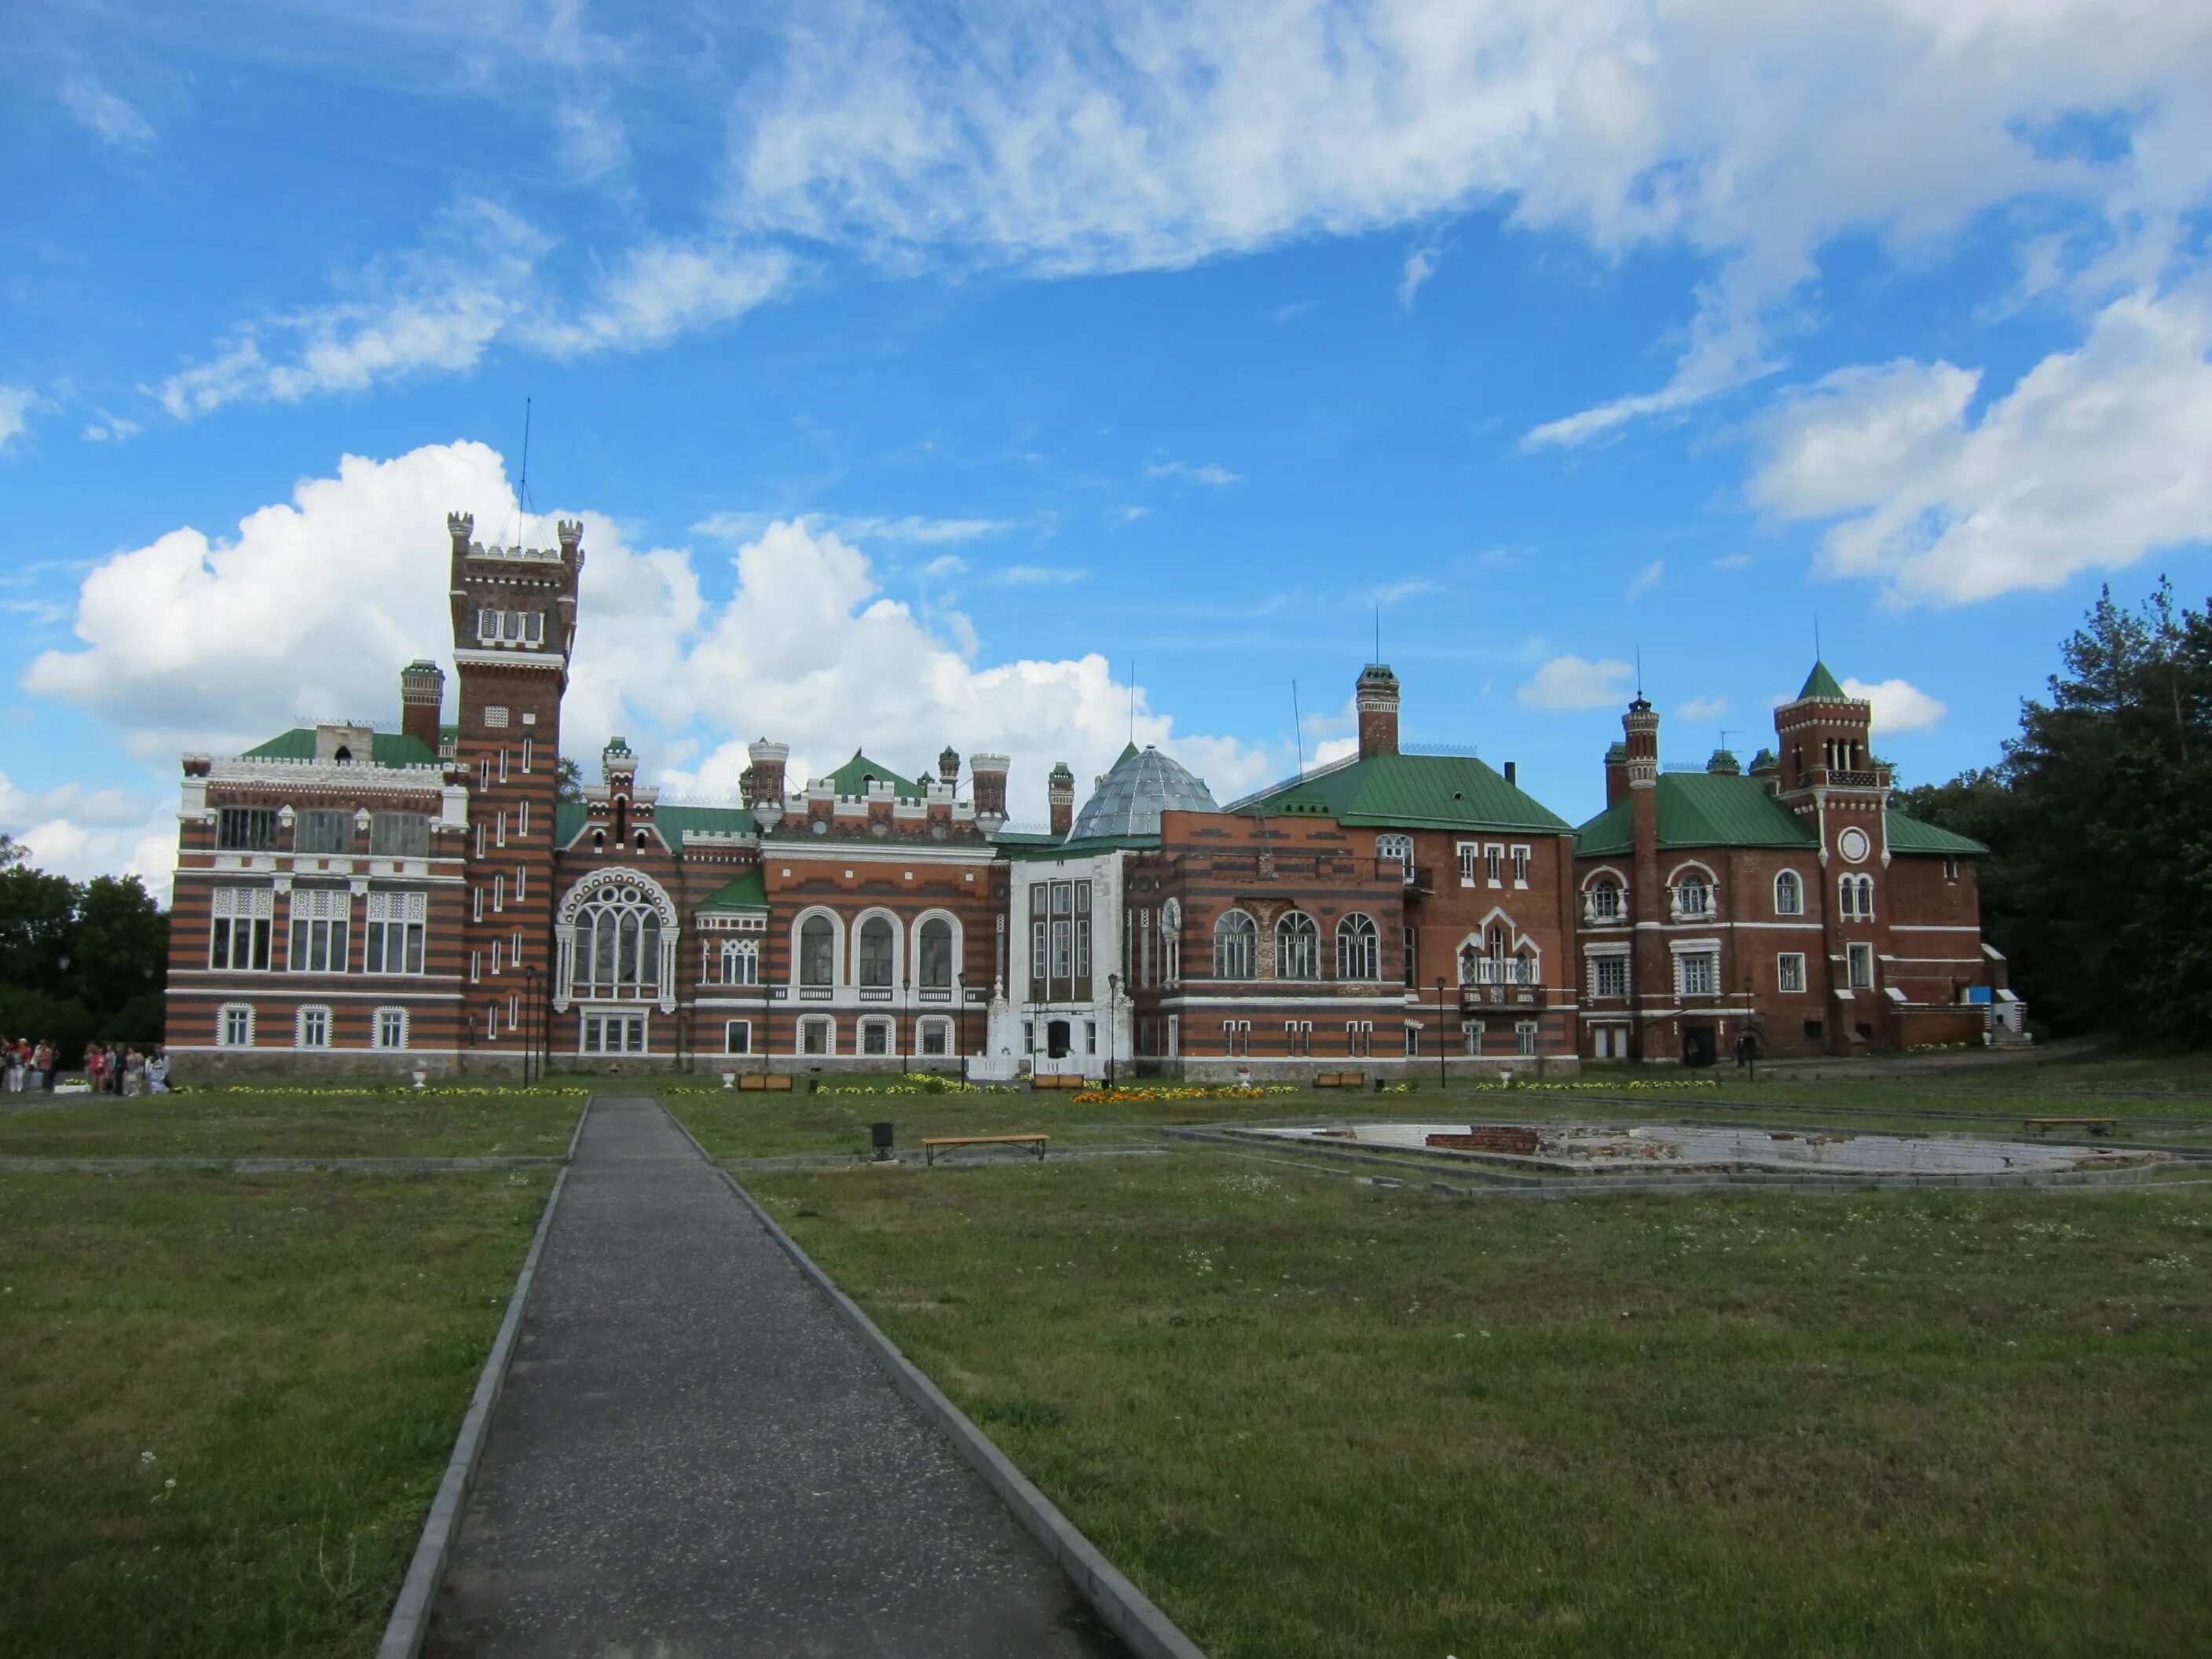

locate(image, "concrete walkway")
[[425, 1094, 1126, 1659]]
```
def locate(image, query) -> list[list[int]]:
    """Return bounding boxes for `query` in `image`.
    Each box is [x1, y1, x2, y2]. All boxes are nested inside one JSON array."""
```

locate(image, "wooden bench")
[[1029, 1072, 1087, 1090], [1314, 1071, 1366, 1089], [2024, 1115, 2117, 1137], [923, 1133, 1048, 1166], [738, 1073, 793, 1092]]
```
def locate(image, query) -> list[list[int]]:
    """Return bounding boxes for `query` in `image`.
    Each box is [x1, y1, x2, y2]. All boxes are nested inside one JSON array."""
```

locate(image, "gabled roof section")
[[1797, 660, 1848, 700], [1886, 811, 1988, 855], [1576, 772, 1817, 857], [555, 802, 588, 846], [697, 868, 768, 913], [1245, 753, 1569, 833], [823, 750, 921, 799], [242, 729, 441, 767]]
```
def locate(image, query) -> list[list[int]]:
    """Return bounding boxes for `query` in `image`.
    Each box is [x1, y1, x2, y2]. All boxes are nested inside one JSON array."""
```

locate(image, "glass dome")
[[1067, 744, 1218, 840]]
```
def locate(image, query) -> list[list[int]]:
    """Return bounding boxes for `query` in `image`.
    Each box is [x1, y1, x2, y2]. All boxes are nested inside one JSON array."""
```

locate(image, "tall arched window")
[[1159, 899, 1182, 985], [1214, 910, 1256, 979], [574, 883, 663, 997], [1839, 873, 1875, 921], [1376, 833, 1415, 883], [1276, 912, 1320, 980], [1458, 942, 1480, 984], [858, 916, 895, 987], [917, 917, 954, 988], [1336, 913, 1379, 980], [1588, 879, 1622, 922], [1774, 870, 1804, 916], [800, 916, 835, 987]]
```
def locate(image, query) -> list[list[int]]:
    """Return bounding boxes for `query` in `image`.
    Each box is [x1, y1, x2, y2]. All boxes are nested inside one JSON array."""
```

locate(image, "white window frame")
[[209, 885, 275, 972], [1677, 950, 1720, 998], [1509, 844, 1530, 888], [859, 1017, 893, 1057], [218, 1003, 255, 1049], [374, 1007, 408, 1050], [723, 1019, 753, 1056], [580, 1010, 647, 1056], [289, 887, 351, 975], [1774, 870, 1804, 916], [1457, 842, 1479, 885], [1591, 954, 1628, 999], [801, 1016, 835, 1056], [364, 890, 427, 976], [1377, 833, 1415, 883], [1485, 844, 1504, 886], [1848, 943, 1875, 991], [296, 1005, 333, 1049], [1516, 1020, 1539, 1057], [1778, 952, 1806, 994], [917, 1017, 952, 1057]]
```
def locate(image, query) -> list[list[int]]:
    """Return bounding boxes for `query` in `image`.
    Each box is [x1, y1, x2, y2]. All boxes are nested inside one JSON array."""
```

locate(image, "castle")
[[164, 513, 2012, 1078]]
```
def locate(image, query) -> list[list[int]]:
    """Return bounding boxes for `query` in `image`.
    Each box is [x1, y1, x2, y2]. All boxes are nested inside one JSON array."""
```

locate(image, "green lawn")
[[0, 1169, 548, 1658], [748, 1152, 2212, 1658], [0, 1088, 586, 1159]]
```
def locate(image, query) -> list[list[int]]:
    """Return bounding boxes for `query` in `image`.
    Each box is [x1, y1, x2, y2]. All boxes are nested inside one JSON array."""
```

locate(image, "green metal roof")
[[1575, 773, 1816, 857], [555, 801, 588, 845], [697, 868, 768, 912], [1797, 660, 1848, 700], [649, 804, 757, 847], [242, 728, 441, 767], [1000, 832, 1160, 860], [1884, 812, 1988, 855], [824, 750, 921, 799], [1246, 753, 1570, 833]]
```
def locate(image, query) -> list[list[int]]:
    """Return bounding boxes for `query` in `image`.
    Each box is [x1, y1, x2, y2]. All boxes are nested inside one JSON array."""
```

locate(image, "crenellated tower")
[[447, 510, 584, 1060]]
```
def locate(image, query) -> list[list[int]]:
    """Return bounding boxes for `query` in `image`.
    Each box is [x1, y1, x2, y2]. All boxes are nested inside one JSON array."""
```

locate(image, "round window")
[[1838, 826, 1870, 863], [811, 819, 828, 835]]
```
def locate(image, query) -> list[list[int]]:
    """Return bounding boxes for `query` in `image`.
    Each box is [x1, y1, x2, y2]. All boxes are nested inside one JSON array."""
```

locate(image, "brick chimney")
[[972, 753, 1009, 825], [400, 660, 445, 753], [1356, 664, 1400, 759], [1048, 761, 1075, 838], [1603, 742, 1630, 808]]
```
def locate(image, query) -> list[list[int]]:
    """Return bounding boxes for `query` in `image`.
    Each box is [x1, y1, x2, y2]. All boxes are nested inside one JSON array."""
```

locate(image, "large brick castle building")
[[166, 513, 2009, 1078]]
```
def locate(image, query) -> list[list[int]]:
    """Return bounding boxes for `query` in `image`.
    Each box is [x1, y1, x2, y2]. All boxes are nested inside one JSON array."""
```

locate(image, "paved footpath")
[[426, 1094, 1127, 1658]]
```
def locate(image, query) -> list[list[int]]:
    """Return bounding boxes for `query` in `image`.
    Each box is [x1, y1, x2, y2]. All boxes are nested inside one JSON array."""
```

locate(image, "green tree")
[[556, 756, 584, 804], [70, 875, 168, 1034], [0, 864, 79, 994]]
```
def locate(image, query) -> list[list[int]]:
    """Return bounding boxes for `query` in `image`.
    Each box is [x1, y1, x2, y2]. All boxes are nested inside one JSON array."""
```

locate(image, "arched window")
[[1458, 942, 1480, 985], [1376, 833, 1415, 883], [1774, 870, 1804, 916], [857, 916, 895, 987], [917, 917, 954, 988], [573, 883, 663, 998], [1214, 910, 1256, 979], [720, 938, 759, 987], [1588, 879, 1622, 922], [1276, 912, 1320, 980], [1675, 875, 1712, 917], [1839, 873, 1875, 921], [1159, 899, 1182, 986], [1335, 913, 1379, 980], [1487, 923, 1508, 958], [800, 916, 835, 987]]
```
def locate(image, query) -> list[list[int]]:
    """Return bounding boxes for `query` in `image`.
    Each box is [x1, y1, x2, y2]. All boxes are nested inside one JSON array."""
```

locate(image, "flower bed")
[[1071, 1085, 1298, 1104]]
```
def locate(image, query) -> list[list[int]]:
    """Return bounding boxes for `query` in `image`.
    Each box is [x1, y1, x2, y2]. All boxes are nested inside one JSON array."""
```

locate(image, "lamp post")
[[1106, 972, 1119, 1088], [900, 976, 910, 1076], [1435, 976, 1448, 1092], [954, 972, 967, 1075]]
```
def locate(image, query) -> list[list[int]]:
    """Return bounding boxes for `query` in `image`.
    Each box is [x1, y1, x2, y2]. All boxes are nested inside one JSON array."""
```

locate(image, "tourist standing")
[[31, 1040, 52, 1091], [147, 1048, 170, 1094]]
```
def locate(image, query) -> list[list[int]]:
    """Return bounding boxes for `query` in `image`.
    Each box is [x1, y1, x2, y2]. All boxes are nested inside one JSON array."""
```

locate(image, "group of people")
[[2, 1037, 167, 1094]]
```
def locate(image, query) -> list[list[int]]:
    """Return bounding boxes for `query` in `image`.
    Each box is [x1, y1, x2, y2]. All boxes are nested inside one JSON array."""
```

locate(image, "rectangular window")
[[1222, 1020, 1250, 1057], [803, 1018, 832, 1057], [1458, 844, 1478, 884], [220, 1005, 253, 1047], [1679, 951, 1719, 997], [1053, 882, 1071, 914], [1485, 844, 1503, 884], [1943, 856, 1959, 881], [512, 929, 523, 963], [475, 821, 485, 859], [523, 611, 544, 645], [1510, 845, 1530, 886], [217, 807, 279, 851], [1023, 1020, 1035, 1054], [295, 809, 353, 855], [1517, 1021, 1538, 1057], [496, 811, 507, 848], [375, 1008, 407, 1050], [297, 1006, 330, 1049], [1593, 956, 1628, 998], [1075, 881, 1090, 914], [470, 950, 481, 982], [1404, 1025, 1421, 1058], [515, 864, 526, 901], [517, 799, 529, 837], [1848, 943, 1874, 990], [861, 1021, 889, 1057], [289, 888, 350, 974], [1031, 920, 1046, 987], [473, 886, 484, 923], [478, 610, 500, 643], [724, 1020, 752, 1056], [920, 1020, 949, 1057], [209, 885, 274, 971], [370, 814, 430, 857], [1462, 1020, 1481, 1057], [1591, 882, 1622, 921], [1402, 926, 1418, 989], [1051, 918, 1072, 980], [522, 738, 533, 773], [1347, 1020, 1372, 1058], [499, 749, 509, 784], [1778, 953, 1806, 994], [493, 875, 505, 912], [581, 1013, 647, 1055], [364, 891, 427, 974], [1075, 918, 1090, 978], [1085, 1020, 1097, 1055], [489, 939, 502, 974], [479, 756, 490, 792]]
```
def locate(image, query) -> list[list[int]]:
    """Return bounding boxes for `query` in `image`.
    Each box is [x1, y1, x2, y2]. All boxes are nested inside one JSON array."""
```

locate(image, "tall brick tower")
[[1621, 694, 1672, 1057], [1356, 664, 1401, 759], [446, 510, 583, 1067]]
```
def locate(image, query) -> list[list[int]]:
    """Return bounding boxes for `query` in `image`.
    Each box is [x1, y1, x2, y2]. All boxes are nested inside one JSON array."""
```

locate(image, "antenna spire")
[[1635, 643, 1643, 701]]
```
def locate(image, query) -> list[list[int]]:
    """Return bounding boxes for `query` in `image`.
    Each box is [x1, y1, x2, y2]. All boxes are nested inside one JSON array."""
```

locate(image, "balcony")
[[1455, 981, 1548, 1010]]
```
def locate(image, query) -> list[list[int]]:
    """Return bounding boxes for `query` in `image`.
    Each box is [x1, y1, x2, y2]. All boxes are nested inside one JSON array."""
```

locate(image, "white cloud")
[[60, 77, 154, 148], [1364, 579, 1441, 607], [724, 1, 2212, 445], [1397, 240, 1442, 308], [987, 565, 1087, 586], [1106, 504, 1149, 525], [1711, 551, 1754, 570], [25, 441, 1282, 827], [1842, 676, 1946, 734], [0, 386, 42, 452], [153, 203, 793, 419], [1751, 282, 2212, 604], [921, 554, 967, 580], [0, 771, 149, 830], [694, 511, 1013, 546], [1625, 559, 1664, 599], [81, 412, 142, 443], [1518, 654, 1635, 710], [1676, 696, 1727, 720], [1146, 460, 1240, 486]]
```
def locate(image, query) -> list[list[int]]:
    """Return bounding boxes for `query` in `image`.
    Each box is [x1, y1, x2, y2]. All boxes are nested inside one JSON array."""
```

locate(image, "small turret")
[[400, 660, 445, 752], [938, 745, 960, 788], [972, 753, 1009, 826], [1356, 663, 1401, 759], [1048, 761, 1076, 838]]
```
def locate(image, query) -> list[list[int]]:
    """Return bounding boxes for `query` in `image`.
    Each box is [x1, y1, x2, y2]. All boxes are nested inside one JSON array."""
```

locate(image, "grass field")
[[0, 1088, 586, 1160], [0, 1168, 548, 1659], [747, 1150, 2212, 1657], [660, 1047, 2212, 1164]]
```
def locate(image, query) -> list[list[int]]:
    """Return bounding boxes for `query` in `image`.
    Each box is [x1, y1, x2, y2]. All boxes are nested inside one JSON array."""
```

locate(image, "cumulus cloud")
[[60, 77, 155, 148], [24, 441, 1282, 824], [1750, 283, 2212, 604], [1518, 654, 1635, 710], [0, 386, 42, 452], [1842, 676, 1946, 734], [0, 770, 171, 895]]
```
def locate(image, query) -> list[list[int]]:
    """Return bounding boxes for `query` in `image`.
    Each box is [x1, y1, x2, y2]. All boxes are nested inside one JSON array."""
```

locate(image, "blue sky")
[[4, 2, 2210, 895]]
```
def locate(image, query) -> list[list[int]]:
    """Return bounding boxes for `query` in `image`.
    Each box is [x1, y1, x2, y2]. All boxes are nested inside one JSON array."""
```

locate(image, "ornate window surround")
[[552, 867, 679, 1014]]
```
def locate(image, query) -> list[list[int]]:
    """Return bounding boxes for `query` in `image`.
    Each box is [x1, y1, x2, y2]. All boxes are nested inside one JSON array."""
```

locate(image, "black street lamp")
[[1106, 972, 1119, 1088], [1435, 976, 1448, 1092], [954, 972, 967, 1073], [900, 976, 910, 1075]]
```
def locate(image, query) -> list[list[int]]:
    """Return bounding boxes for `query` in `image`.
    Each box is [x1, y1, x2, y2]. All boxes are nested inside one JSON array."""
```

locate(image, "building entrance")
[[1681, 1024, 1716, 1067], [1046, 1018, 1072, 1060]]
